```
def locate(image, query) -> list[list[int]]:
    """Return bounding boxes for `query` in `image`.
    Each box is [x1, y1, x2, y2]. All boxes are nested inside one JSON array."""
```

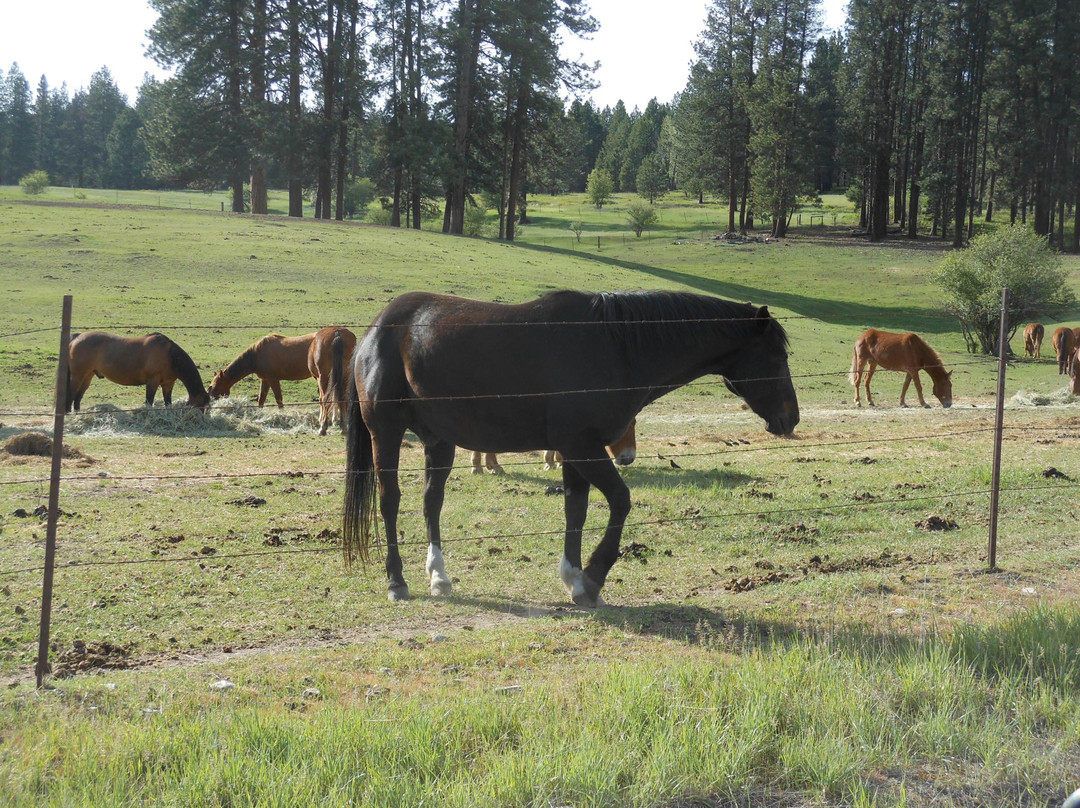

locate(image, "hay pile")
[[1010, 388, 1078, 407], [65, 397, 321, 438], [1, 431, 89, 461]]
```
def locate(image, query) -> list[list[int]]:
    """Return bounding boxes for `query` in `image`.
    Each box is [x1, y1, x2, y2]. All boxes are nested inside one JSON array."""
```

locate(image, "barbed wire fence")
[[1, 289, 1072, 686]]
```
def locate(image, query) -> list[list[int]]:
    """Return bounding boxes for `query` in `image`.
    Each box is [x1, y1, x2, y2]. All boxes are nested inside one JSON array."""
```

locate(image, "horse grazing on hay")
[[1052, 327, 1077, 375], [343, 290, 799, 607], [1023, 323, 1044, 360], [849, 329, 953, 408], [210, 326, 356, 435], [470, 419, 637, 474], [66, 332, 210, 412]]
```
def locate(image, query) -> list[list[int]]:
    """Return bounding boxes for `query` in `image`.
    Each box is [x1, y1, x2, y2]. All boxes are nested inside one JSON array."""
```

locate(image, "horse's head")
[[606, 418, 637, 466], [190, 390, 212, 412], [208, 370, 231, 399], [933, 370, 953, 408], [721, 306, 800, 436]]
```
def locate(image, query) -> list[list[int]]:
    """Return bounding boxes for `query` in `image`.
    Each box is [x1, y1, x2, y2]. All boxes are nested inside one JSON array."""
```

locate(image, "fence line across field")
[[0, 425, 1009, 490], [7, 479, 1074, 583]]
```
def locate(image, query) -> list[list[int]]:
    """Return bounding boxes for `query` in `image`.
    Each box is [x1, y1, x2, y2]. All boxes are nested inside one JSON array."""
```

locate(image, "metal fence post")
[[36, 295, 72, 687], [987, 287, 1008, 571]]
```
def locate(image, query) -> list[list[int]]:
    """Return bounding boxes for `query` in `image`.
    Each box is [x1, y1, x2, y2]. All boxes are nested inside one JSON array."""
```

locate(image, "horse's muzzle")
[[767, 401, 800, 436]]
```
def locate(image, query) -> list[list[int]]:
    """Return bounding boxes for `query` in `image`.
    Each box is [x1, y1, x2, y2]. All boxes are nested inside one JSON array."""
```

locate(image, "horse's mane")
[[221, 344, 260, 381], [163, 337, 208, 397], [912, 333, 947, 372], [585, 290, 789, 352]]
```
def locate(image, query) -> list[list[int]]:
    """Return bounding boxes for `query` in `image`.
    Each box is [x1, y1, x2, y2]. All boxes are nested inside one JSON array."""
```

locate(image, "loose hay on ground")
[[64, 397, 321, 438]]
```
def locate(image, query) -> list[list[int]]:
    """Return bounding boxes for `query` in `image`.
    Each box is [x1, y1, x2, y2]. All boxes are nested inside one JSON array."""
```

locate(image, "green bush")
[[20, 171, 50, 195], [462, 204, 490, 237], [625, 200, 659, 237], [342, 177, 376, 219]]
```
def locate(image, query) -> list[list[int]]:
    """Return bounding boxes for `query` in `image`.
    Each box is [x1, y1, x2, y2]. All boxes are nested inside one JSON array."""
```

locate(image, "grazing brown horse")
[[470, 419, 638, 474], [1052, 327, 1076, 375], [1023, 323, 1044, 359], [210, 326, 357, 434], [66, 332, 210, 412], [1070, 346, 1080, 396], [344, 290, 799, 607], [849, 329, 953, 408]]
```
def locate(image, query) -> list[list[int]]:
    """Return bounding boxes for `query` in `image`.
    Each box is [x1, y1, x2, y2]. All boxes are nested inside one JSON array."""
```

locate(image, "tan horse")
[[1070, 346, 1080, 396], [66, 332, 210, 412], [849, 329, 953, 408], [1052, 327, 1076, 375], [471, 419, 638, 475], [211, 326, 356, 434], [1023, 323, 1044, 359]]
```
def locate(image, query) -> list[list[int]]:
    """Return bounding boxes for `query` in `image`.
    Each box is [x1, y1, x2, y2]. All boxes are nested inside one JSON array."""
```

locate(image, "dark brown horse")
[[470, 419, 638, 474], [849, 329, 953, 408], [343, 290, 799, 607], [66, 332, 210, 412], [211, 326, 356, 434], [1052, 327, 1076, 375], [1023, 323, 1044, 360]]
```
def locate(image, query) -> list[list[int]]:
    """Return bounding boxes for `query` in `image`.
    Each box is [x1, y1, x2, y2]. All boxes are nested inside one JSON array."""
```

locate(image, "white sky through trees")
[[1, 0, 847, 112]]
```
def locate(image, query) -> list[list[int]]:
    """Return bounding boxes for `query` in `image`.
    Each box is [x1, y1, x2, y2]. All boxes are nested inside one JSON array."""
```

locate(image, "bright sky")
[[0, 0, 847, 111]]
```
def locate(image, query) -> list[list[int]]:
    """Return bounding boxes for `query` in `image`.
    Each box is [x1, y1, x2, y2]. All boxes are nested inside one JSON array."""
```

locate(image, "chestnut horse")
[[1023, 323, 1044, 359], [1052, 327, 1076, 375], [849, 329, 953, 408], [344, 290, 799, 607], [1070, 345, 1080, 396], [66, 332, 210, 412], [470, 419, 637, 474], [211, 326, 357, 434]]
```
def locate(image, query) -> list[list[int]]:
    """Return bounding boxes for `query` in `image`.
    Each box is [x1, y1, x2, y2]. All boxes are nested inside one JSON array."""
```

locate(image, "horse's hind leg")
[[863, 363, 877, 407], [372, 436, 409, 600], [317, 377, 331, 436], [423, 441, 455, 596]]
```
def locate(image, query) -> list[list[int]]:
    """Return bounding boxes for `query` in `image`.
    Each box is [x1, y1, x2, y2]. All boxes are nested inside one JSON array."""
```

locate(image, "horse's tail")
[[329, 329, 347, 419], [342, 381, 376, 568]]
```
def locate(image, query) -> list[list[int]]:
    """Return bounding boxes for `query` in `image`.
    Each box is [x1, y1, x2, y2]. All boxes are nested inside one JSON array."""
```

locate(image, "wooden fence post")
[[36, 295, 72, 687], [987, 287, 1008, 571]]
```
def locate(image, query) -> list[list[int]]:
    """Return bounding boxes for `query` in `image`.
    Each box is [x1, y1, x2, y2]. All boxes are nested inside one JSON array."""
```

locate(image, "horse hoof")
[[387, 584, 411, 602], [491, 466, 505, 476], [429, 576, 453, 596], [471, 466, 483, 475]]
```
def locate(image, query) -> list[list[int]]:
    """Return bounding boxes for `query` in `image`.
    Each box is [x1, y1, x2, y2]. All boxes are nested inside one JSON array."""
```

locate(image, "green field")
[[2, 191, 1080, 807]]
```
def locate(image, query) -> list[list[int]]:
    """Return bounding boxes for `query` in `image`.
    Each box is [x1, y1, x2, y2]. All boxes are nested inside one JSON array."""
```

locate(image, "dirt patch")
[[52, 639, 134, 677], [915, 515, 960, 532], [724, 550, 912, 593]]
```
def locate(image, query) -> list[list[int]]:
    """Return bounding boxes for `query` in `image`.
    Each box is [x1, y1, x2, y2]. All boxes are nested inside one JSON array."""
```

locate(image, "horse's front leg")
[[423, 441, 455, 596], [372, 437, 409, 601], [161, 381, 175, 407], [572, 448, 631, 607], [910, 372, 929, 408], [559, 460, 593, 606], [257, 379, 270, 408], [145, 383, 159, 407], [269, 379, 285, 409]]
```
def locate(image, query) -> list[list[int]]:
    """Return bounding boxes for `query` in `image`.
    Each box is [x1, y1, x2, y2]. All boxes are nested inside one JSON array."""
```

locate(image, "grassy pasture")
[[2, 192, 1080, 806]]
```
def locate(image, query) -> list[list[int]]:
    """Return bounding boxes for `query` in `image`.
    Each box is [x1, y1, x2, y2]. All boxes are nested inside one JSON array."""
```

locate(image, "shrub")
[[586, 168, 614, 209], [569, 221, 584, 242], [342, 177, 376, 219], [20, 171, 50, 195], [463, 204, 490, 237], [931, 223, 1075, 355], [625, 200, 659, 237]]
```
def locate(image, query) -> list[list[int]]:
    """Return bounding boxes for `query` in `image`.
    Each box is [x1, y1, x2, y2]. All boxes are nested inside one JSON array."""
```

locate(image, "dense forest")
[[1, 0, 1079, 249]]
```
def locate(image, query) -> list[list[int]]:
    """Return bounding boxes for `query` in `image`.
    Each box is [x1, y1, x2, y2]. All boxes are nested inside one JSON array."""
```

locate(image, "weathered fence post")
[[987, 287, 1008, 571], [36, 295, 72, 687]]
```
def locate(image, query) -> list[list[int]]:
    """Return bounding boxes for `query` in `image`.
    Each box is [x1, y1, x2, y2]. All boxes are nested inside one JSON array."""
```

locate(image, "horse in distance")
[[1052, 327, 1076, 375], [1023, 323, 1044, 359], [849, 329, 953, 408], [66, 332, 210, 412], [470, 419, 637, 474], [210, 326, 356, 435], [343, 289, 799, 608]]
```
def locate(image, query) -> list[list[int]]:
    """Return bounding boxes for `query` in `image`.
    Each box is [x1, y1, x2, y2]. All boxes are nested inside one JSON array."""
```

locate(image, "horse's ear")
[[947, 370, 953, 378], [756, 306, 771, 328]]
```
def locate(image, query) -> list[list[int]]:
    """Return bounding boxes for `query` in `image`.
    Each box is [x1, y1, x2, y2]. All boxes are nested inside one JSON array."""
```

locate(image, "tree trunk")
[[287, 0, 304, 217]]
